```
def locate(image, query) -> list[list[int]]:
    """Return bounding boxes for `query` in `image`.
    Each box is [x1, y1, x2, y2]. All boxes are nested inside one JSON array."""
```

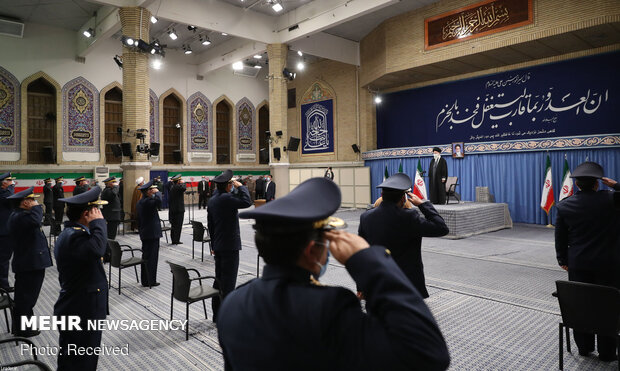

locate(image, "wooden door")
[[163, 95, 181, 164], [216, 101, 230, 164], [27, 78, 55, 164], [258, 105, 269, 164], [104, 88, 122, 164]]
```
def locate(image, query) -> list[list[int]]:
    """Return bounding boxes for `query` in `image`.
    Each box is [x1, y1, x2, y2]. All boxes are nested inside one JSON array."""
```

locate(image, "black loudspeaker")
[[150, 143, 160, 156], [173, 150, 182, 163], [287, 137, 300, 152], [43, 146, 55, 163], [273, 147, 281, 161], [259, 148, 269, 163], [352, 144, 360, 153], [121, 142, 132, 156], [110, 144, 122, 158]]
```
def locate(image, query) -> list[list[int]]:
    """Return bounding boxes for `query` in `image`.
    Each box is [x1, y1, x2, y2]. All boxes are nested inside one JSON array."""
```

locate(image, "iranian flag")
[[559, 157, 574, 201], [413, 159, 427, 200], [383, 165, 389, 181], [540, 154, 554, 214]]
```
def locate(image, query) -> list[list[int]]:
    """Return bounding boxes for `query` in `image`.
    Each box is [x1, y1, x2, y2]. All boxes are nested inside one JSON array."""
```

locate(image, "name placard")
[[425, 0, 532, 50]]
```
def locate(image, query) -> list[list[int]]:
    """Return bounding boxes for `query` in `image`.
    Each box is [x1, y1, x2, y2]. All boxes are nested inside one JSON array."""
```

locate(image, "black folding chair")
[[161, 219, 172, 244], [555, 280, 620, 370], [190, 221, 212, 262], [0, 287, 13, 333], [108, 240, 149, 294], [167, 261, 221, 340], [445, 176, 460, 204], [120, 212, 138, 235], [0, 337, 53, 370]]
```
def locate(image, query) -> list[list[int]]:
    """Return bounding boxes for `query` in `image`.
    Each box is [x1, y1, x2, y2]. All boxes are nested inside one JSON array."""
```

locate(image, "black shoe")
[[578, 348, 593, 356], [598, 353, 617, 362], [14, 330, 41, 338], [150, 282, 160, 287]]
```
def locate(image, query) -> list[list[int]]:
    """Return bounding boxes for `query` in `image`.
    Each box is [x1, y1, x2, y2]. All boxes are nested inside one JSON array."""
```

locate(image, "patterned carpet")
[[0, 207, 617, 370]]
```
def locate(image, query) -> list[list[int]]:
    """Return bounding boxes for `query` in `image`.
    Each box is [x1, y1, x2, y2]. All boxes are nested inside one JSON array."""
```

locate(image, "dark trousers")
[[53, 206, 64, 235], [429, 180, 446, 205], [568, 269, 619, 358], [12, 269, 45, 333], [169, 211, 184, 244], [58, 329, 102, 371], [106, 221, 119, 240], [44, 203, 53, 226], [198, 192, 209, 210], [212, 250, 239, 320], [0, 236, 12, 289], [140, 238, 159, 286]]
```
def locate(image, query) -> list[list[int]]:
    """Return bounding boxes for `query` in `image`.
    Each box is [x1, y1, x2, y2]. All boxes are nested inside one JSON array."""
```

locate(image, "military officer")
[[358, 173, 448, 298], [73, 176, 89, 196], [136, 180, 162, 287], [43, 177, 54, 226], [167, 174, 186, 244], [52, 176, 65, 236], [0, 172, 16, 291], [7, 187, 53, 337], [53, 187, 108, 371], [218, 178, 450, 370], [101, 176, 121, 240], [555, 161, 620, 361], [207, 169, 252, 320]]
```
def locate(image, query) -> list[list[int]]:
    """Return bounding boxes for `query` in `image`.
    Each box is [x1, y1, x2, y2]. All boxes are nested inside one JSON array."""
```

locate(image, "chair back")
[[445, 177, 458, 193], [108, 240, 122, 268], [191, 221, 205, 242], [555, 280, 620, 336], [167, 261, 191, 302], [0, 288, 12, 310]]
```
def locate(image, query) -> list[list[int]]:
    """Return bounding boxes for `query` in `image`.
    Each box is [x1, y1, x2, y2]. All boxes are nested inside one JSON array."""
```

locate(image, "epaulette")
[[309, 275, 324, 286], [72, 227, 85, 232]]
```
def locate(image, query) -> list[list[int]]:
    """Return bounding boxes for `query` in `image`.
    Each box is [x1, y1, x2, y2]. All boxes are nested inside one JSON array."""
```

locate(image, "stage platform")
[[432, 202, 513, 239]]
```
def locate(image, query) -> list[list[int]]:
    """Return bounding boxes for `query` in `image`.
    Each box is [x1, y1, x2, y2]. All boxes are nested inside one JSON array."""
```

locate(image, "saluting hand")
[[406, 192, 424, 206], [602, 177, 617, 189], [232, 180, 243, 188], [85, 207, 104, 223], [324, 231, 369, 265]]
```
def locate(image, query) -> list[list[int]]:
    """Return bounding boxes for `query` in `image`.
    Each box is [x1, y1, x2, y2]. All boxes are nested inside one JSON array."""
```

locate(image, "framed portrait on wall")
[[452, 142, 464, 158]]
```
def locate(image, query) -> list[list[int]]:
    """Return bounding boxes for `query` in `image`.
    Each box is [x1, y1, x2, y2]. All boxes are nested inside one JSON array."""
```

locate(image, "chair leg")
[[185, 302, 189, 341], [201, 242, 204, 262], [3, 308, 9, 333], [118, 267, 122, 295], [133, 266, 139, 283], [170, 293, 174, 320], [256, 254, 260, 277], [559, 323, 564, 370], [202, 299, 207, 319], [108, 263, 112, 289], [165, 231, 169, 244], [192, 241, 195, 259], [565, 327, 570, 353]]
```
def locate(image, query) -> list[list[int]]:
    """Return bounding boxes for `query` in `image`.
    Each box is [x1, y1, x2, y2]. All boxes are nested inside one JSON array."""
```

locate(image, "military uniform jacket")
[[52, 184, 65, 209], [168, 183, 187, 213], [137, 193, 162, 240], [555, 187, 620, 271], [207, 186, 252, 252], [53, 219, 108, 319], [101, 186, 121, 222], [218, 247, 450, 371], [0, 185, 14, 236], [73, 184, 89, 196], [43, 183, 54, 207], [8, 205, 52, 272], [358, 201, 448, 297]]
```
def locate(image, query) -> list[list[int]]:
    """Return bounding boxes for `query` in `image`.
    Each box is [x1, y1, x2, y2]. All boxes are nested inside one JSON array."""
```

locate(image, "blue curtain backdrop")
[[365, 148, 620, 225]]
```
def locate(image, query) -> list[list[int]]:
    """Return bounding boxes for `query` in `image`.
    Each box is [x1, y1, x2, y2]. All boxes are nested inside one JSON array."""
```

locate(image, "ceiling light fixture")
[[254, 65, 262, 69], [297, 50, 303, 57], [253, 54, 262, 59], [232, 61, 243, 70], [272, 1, 283, 12], [183, 45, 193, 54], [113, 55, 123, 69], [83, 27, 94, 38], [221, 32, 228, 36], [374, 96, 382, 104], [151, 58, 162, 70], [121, 36, 135, 46], [200, 35, 211, 45], [187, 25, 196, 31], [296, 61, 304, 71], [150, 16, 158, 23], [168, 29, 178, 40], [282, 67, 296, 81]]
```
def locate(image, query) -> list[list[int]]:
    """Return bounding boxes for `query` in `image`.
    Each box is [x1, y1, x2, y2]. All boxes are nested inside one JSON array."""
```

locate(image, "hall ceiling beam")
[[197, 40, 267, 75], [289, 32, 359, 66]]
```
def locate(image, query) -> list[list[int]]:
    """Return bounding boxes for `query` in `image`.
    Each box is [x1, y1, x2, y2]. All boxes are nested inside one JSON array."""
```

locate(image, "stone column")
[[267, 43, 289, 198], [119, 7, 151, 213]]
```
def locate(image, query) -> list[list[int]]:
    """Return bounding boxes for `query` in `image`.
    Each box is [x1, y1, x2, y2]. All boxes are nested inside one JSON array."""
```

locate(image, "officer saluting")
[[52, 176, 65, 236], [43, 177, 54, 226], [136, 180, 162, 287], [53, 187, 108, 371], [217, 178, 450, 370], [0, 172, 16, 292], [7, 187, 52, 337], [73, 176, 89, 196], [101, 176, 121, 240]]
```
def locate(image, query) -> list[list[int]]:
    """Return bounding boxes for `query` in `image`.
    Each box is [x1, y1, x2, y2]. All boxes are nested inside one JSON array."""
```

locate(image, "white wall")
[[0, 22, 269, 107]]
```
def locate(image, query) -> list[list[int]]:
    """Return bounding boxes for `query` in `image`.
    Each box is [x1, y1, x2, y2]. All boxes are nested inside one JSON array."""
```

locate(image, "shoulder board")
[[309, 275, 324, 287], [72, 227, 86, 232]]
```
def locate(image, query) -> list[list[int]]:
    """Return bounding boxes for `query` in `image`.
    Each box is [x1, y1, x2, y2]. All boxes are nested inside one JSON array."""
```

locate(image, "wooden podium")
[[254, 199, 266, 208]]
